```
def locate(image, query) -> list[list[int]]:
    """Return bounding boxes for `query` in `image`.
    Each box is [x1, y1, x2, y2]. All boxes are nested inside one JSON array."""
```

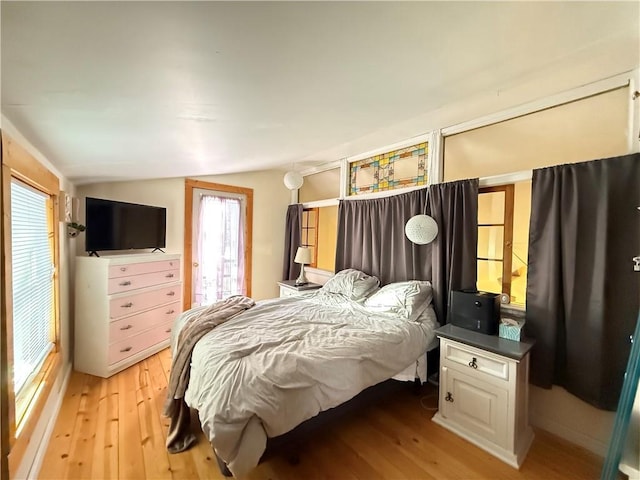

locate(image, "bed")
[[168, 269, 439, 477]]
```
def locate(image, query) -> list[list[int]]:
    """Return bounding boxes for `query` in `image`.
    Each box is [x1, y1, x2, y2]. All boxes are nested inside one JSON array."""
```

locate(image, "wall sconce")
[[284, 171, 304, 190]]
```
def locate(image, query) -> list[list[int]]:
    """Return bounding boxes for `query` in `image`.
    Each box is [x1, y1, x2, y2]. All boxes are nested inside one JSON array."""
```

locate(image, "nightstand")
[[432, 324, 535, 468], [277, 280, 322, 298]]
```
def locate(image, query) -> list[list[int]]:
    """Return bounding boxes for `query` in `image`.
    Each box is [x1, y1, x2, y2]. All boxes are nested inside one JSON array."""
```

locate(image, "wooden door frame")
[[183, 179, 253, 311], [478, 184, 514, 297]]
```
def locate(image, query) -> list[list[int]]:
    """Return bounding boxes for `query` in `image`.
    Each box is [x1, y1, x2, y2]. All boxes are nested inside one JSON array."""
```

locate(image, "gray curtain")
[[428, 179, 479, 324], [526, 153, 640, 410], [282, 204, 303, 281], [335, 179, 478, 324]]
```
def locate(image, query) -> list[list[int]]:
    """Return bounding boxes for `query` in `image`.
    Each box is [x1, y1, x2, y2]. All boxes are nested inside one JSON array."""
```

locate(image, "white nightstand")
[[432, 324, 535, 469], [277, 280, 322, 298]]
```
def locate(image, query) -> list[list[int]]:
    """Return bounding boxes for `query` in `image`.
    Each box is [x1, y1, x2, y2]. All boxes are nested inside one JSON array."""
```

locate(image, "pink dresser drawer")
[[108, 269, 180, 294], [109, 284, 181, 320], [108, 259, 180, 279], [109, 301, 182, 344], [108, 321, 173, 365]]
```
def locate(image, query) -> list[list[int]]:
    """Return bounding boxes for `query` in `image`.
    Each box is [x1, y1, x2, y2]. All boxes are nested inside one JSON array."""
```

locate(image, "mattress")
[[172, 292, 438, 477]]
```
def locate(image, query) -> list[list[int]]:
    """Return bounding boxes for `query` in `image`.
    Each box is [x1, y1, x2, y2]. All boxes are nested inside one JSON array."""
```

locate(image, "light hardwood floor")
[[39, 348, 604, 479]]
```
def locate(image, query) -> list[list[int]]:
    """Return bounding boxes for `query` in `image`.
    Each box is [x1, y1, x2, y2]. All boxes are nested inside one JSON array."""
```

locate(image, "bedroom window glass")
[[299, 168, 340, 203], [10, 179, 55, 400], [443, 86, 629, 182], [477, 182, 530, 306], [349, 141, 428, 196], [301, 208, 318, 268], [196, 193, 245, 305], [316, 205, 337, 272]]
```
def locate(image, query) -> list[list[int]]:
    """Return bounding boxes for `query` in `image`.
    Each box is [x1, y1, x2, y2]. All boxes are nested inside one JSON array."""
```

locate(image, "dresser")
[[75, 253, 182, 378], [277, 280, 322, 298], [432, 324, 535, 468]]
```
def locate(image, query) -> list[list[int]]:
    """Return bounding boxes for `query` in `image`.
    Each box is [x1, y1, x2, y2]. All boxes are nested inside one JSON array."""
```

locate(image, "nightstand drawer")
[[443, 340, 509, 382]]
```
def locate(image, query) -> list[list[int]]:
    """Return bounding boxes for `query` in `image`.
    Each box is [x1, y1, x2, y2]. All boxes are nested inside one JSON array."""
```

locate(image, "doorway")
[[184, 179, 253, 310]]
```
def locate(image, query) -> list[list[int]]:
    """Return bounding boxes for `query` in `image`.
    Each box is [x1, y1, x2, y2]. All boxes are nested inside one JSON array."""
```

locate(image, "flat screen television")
[[85, 197, 166, 254]]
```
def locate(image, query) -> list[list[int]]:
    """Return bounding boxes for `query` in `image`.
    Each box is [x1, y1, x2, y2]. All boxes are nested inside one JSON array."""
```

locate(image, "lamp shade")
[[405, 214, 438, 245], [284, 171, 304, 190], [294, 246, 312, 264]]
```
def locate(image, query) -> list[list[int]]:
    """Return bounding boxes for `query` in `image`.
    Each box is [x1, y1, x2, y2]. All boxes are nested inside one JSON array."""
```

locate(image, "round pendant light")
[[283, 171, 304, 190], [405, 214, 438, 245]]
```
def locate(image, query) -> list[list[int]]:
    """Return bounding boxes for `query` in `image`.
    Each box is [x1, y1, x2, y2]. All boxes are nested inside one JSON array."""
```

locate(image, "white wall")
[[76, 170, 291, 301], [2, 116, 75, 479]]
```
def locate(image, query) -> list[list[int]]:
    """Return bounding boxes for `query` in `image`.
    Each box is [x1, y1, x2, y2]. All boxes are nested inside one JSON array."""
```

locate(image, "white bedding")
[[173, 291, 438, 477]]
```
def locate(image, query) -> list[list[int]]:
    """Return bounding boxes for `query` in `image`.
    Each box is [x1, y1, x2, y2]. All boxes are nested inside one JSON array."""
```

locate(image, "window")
[[477, 185, 514, 300], [349, 141, 429, 196], [476, 182, 530, 307], [444, 87, 628, 307], [299, 168, 340, 203], [11, 180, 55, 419], [2, 133, 61, 474], [196, 194, 244, 305], [301, 208, 318, 268]]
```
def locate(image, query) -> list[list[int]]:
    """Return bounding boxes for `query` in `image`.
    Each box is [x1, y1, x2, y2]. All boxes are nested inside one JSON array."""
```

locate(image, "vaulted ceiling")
[[2, 1, 638, 184]]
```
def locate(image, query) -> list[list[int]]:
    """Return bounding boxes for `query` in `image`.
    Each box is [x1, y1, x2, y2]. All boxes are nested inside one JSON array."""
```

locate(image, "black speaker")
[[449, 290, 500, 335]]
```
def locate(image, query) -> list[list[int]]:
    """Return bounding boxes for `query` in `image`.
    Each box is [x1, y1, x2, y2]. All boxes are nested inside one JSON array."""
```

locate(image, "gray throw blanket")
[[164, 295, 255, 453]]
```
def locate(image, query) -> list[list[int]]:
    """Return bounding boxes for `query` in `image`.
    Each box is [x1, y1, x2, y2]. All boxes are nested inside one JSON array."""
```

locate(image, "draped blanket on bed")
[[164, 295, 255, 453], [169, 292, 437, 478]]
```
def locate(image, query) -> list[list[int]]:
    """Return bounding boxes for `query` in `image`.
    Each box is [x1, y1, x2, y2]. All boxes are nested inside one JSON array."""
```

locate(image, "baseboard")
[[530, 413, 608, 457], [26, 363, 72, 479]]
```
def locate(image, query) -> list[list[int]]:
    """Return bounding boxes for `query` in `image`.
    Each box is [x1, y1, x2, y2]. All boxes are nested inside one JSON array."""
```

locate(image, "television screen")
[[85, 197, 166, 253]]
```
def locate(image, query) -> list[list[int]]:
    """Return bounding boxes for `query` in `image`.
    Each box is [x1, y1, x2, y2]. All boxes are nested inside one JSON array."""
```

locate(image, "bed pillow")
[[363, 280, 433, 322], [321, 269, 380, 302]]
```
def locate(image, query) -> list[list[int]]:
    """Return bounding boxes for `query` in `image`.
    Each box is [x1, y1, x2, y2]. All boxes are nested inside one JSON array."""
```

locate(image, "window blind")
[[11, 179, 54, 394]]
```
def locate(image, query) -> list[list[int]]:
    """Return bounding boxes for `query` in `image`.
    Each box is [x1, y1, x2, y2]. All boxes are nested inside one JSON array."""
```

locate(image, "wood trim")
[[0, 164, 11, 480], [183, 179, 253, 310], [478, 185, 514, 298], [302, 208, 319, 268], [502, 184, 515, 298], [1, 134, 58, 194], [1, 165, 17, 447], [8, 352, 61, 477], [1, 130, 62, 474]]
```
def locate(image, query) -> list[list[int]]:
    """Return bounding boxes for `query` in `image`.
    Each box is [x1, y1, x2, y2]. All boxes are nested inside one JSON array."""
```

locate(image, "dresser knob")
[[165, 328, 171, 333], [445, 392, 454, 402], [166, 291, 175, 296], [166, 309, 175, 314], [121, 302, 133, 308], [165, 273, 174, 278], [120, 267, 127, 272], [120, 347, 132, 353], [468, 357, 478, 369], [119, 324, 133, 331], [119, 281, 132, 286]]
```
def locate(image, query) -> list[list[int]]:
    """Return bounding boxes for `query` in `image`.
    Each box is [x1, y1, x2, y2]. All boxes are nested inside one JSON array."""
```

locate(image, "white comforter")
[[173, 292, 437, 477]]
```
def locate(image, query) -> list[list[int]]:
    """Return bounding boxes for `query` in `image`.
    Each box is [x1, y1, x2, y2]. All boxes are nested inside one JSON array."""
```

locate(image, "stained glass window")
[[349, 142, 428, 195]]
